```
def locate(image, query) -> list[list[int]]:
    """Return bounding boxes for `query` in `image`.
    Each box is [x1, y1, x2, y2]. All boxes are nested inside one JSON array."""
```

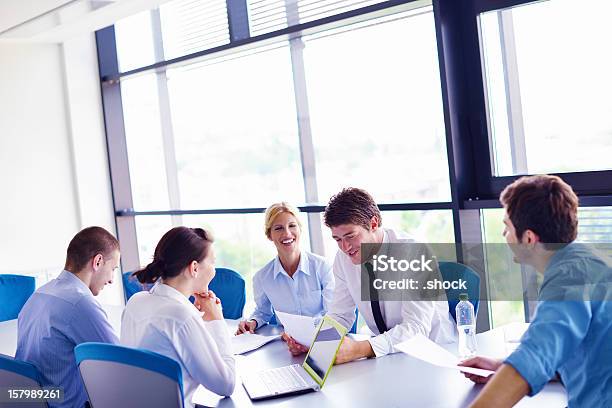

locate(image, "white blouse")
[[121, 282, 235, 407]]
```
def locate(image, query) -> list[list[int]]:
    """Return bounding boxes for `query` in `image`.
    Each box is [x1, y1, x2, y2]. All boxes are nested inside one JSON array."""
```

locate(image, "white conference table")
[[192, 321, 567, 408], [1, 308, 567, 407]]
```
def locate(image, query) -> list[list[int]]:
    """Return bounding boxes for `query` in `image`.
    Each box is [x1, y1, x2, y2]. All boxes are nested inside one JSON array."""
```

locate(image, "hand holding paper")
[[457, 356, 502, 384], [395, 334, 496, 378], [275, 311, 319, 346]]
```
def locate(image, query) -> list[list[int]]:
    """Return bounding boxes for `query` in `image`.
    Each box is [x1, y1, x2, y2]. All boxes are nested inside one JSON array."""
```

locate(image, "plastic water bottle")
[[456, 293, 477, 359]]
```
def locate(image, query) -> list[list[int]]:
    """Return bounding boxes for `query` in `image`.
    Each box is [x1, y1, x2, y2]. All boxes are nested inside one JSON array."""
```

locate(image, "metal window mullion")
[[284, 0, 300, 25], [499, 8, 535, 320], [286, 29, 324, 255], [95, 26, 140, 277], [151, 8, 183, 227], [227, 0, 251, 42], [498, 9, 528, 175], [457, 209, 491, 332]]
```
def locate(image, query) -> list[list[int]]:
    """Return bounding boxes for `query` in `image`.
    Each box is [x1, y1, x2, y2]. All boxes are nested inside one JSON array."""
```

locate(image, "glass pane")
[[481, 208, 525, 328], [182, 212, 311, 316], [115, 10, 156, 72], [303, 8, 451, 204], [121, 74, 171, 211], [247, 0, 388, 37], [481, 0, 612, 176], [577, 207, 612, 260], [167, 45, 305, 209], [483, 205, 612, 327], [321, 209, 455, 259], [134, 215, 173, 267], [160, 0, 230, 60]]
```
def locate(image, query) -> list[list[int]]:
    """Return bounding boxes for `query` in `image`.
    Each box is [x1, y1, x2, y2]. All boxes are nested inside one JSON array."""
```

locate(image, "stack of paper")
[[275, 311, 319, 346], [395, 334, 495, 377], [231, 333, 280, 355]]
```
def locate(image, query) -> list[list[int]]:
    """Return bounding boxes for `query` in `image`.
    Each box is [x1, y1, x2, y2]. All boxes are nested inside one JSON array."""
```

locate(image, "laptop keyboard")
[[260, 364, 310, 393]]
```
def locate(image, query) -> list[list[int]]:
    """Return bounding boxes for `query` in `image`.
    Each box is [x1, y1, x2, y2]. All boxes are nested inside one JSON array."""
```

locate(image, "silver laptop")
[[242, 315, 347, 400]]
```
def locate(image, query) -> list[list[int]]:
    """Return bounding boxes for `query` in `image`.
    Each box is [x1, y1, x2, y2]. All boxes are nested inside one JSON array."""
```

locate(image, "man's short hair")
[[500, 175, 578, 248], [324, 187, 382, 229], [64, 227, 119, 272]]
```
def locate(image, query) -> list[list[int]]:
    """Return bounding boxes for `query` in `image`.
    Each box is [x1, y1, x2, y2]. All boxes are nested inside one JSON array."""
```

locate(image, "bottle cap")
[[459, 293, 469, 301]]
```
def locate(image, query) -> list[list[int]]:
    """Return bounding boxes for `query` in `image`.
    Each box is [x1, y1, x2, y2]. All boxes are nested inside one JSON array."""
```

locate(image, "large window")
[[480, 0, 612, 176], [167, 45, 304, 209], [303, 9, 451, 203], [101, 0, 612, 330], [108, 1, 455, 317]]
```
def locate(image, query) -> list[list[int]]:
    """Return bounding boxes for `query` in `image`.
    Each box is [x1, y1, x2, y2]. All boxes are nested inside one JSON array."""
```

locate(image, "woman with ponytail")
[[120, 227, 235, 405]]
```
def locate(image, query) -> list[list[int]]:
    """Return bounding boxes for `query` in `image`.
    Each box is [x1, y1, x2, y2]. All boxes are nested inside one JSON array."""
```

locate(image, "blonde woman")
[[236, 202, 334, 334]]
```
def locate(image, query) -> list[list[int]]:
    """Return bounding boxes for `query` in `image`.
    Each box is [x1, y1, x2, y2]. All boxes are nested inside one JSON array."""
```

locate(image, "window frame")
[[97, 0, 612, 330]]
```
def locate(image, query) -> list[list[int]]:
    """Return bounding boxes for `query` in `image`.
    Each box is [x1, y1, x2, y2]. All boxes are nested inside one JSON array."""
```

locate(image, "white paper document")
[[231, 333, 280, 355], [275, 311, 319, 346], [395, 334, 495, 377]]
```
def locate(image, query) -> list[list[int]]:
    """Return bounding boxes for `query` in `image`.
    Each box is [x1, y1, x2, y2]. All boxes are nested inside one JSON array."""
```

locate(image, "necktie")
[[365, 262, 388, 334]]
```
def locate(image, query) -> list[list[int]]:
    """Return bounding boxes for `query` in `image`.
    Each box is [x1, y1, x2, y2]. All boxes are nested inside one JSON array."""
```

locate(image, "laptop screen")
[[302, 317, 345, 386]]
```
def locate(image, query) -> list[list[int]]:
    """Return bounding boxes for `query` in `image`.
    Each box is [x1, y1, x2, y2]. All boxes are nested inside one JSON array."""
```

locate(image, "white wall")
[[0, 39, 122, 305], [0, 42, 80, 273]]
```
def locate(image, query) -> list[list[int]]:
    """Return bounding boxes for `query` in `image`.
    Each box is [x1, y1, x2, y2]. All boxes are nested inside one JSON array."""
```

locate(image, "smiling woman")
[[236, 203, 335, 335]]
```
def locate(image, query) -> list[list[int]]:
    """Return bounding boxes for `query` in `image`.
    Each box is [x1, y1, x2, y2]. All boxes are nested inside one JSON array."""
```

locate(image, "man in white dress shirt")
[[286, 188, 455, 363]]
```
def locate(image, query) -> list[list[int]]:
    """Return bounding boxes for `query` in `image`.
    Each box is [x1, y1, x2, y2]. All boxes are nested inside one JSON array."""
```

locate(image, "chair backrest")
[[122, 272, 153, 302], [0, 274, 35, 322], [0, 354, 47, 407], [349, 309, 359, 334], [438, 261, 480, 322], [208, 268, 246, 319], [75, 342, 184, 408], [123, 272, 197, 305]]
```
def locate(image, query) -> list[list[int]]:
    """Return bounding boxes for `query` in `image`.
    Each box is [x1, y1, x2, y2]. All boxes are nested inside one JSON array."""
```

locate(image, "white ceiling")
[[0, 0, 171, 43], [0, 0, 75, 33]]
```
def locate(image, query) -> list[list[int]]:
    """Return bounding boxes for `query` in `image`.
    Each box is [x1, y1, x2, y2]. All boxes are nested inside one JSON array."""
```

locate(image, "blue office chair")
[[349, 309, 359, 334], [75, 342, 184, 408], [0, 354, 47, 407], [122, 271, 153, 302], [438, 261, 480, 322], [208, 268, 246, 319], [268, 312, 278, 326], [0, 274, 35, 322]]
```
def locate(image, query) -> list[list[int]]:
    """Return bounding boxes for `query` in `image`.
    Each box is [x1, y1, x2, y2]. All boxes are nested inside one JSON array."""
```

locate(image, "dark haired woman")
[[121, 227, 235, 406]]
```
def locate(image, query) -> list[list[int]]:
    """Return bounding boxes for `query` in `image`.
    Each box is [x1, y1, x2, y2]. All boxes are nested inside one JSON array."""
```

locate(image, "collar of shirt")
[[58, 269, 93, 296], [151, 281, 196, 309], [273, 252, 310, 279], [381, 228, 390, 246], [544, 241, 595, 276], [367, 228, 391, 264]]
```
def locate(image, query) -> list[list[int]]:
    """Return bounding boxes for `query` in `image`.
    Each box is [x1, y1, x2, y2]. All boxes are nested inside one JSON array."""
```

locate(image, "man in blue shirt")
[[16, 226, 120, 408], [460, 175, 612, 407]]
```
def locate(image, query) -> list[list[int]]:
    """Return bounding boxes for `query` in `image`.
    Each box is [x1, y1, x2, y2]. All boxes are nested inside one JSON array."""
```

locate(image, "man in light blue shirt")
[[461, 175, 612, 407], [16, 227, 120, 408]]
